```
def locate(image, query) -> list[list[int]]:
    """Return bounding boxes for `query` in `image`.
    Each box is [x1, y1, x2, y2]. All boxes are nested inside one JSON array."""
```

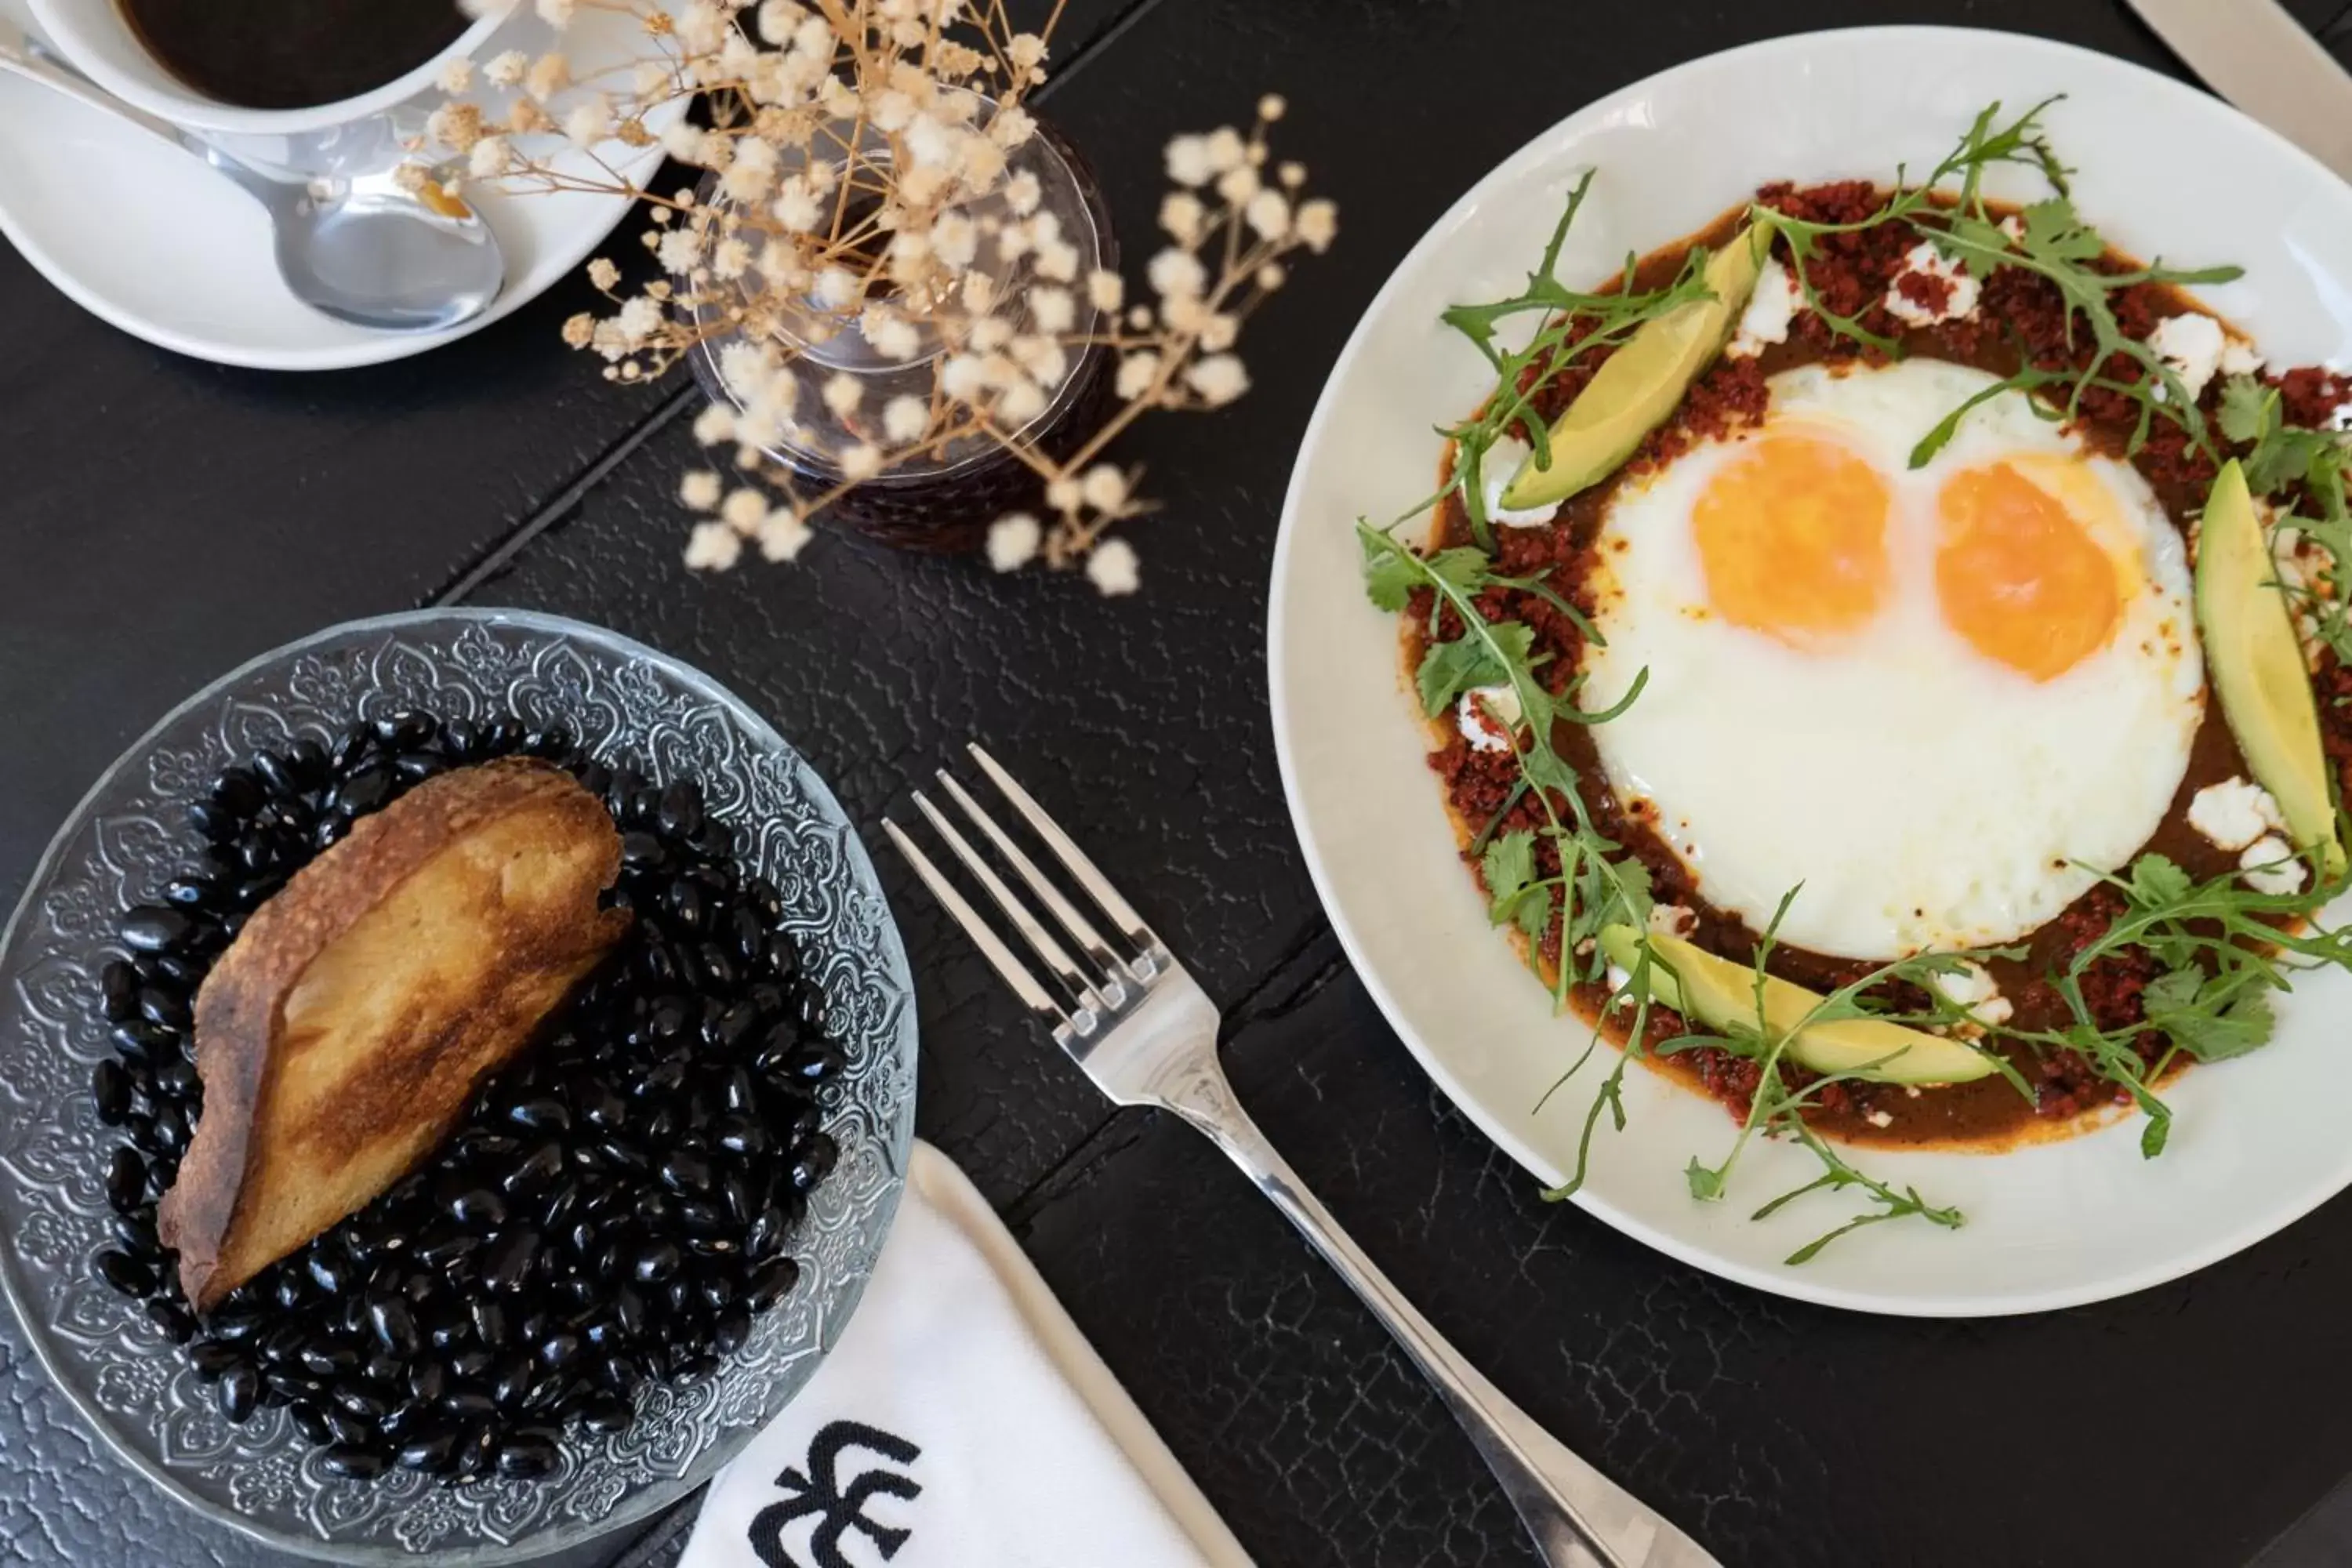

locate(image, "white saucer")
[[0, 2, 677, 371]]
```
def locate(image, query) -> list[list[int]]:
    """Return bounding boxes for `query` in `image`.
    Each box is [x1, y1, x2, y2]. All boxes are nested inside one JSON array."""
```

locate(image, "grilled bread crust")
[[158, 757, 628, 1311]]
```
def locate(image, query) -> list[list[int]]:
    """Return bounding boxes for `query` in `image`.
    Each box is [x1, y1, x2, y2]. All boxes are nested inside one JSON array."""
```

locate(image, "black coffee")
[[118, 0, 470, 111]]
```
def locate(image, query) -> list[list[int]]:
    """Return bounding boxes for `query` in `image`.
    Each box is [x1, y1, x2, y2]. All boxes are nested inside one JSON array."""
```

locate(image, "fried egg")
[[1579, 358, 2202, 960]]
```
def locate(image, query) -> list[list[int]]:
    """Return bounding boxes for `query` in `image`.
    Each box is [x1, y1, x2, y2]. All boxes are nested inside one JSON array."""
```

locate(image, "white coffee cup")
[[25, 0, 520, 170]]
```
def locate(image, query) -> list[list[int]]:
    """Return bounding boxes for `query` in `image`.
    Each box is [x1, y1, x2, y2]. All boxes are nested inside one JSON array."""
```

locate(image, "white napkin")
[[683, 1141, 1248, 1568]]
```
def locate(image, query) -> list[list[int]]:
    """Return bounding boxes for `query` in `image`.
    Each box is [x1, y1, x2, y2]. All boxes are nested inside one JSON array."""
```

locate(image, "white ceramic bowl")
[[1270, 26, 2352, 1316]]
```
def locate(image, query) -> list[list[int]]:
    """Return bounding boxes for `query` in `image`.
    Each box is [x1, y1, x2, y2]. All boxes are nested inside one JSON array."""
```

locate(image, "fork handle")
[[1164, 1075, 1703, 1568]]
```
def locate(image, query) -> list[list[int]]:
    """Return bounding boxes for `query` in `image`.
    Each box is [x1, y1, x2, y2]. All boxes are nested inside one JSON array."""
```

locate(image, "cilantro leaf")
[[1415, 621, 1536, 717], [2143, 967, 2277, 1062]]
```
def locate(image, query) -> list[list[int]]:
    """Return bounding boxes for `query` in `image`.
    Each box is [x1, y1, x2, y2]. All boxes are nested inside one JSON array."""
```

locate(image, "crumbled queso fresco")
[[2187, 775, 2287, 853], [1727, 260, 1802, 358], [2241, 835, 2309, 896], [1931, 960, 2012, 1026], [1883, 241, 1979, 327], [1455, 685, 1520, 752], [1476, 436, 1563, 529]]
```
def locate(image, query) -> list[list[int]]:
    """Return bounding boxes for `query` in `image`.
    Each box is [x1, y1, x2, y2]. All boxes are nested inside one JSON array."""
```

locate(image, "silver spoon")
[[0, 20, 505, 335]]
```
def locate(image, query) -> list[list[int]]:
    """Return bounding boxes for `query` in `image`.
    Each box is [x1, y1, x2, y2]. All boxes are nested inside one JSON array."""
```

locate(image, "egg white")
[[1580, 358, 2203, 960]]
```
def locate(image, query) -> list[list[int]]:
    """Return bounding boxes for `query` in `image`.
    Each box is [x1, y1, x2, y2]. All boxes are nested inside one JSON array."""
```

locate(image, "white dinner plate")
[[1269, 25, 2352, 1316], [0, 2, 678, 371]]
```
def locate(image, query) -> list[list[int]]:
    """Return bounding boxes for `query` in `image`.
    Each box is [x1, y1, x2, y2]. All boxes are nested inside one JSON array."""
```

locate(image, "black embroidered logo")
[[749, 1420, 923, 1568]]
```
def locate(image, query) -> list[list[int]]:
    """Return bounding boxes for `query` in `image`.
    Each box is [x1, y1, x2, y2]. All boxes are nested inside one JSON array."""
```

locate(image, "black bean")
[[655, 779, 704, 839], [189, 1341, 243, 1381], [300, 1344, 358, 1378], [120, 906, 196, 954], [441, 718, 482, 760], [714, 1116, 768, 1160], [583, 1393, 634, 1434], [285, 737, 330, 786], [334, 1385, 390, 1423], [154, 1054, 200, 1101], [507, 1097, 572, 1134], [713, 1306, 753, 1356], [789, 1132, 839, 1191], [186, 800, 238, 844], [144, 1298, 197, 1343], [151, 1103, 189, 1155], [495, 1432, 561, 1480], [319, 1444, 387, 1481], [132, 985, 191, 1032], [113, 1204, 159, 1255], [450, 1347, 495, 1382], [90, 1059, 132, 1125], [522, 724, 572, 759], [312, 815, 350, 852], [636, 941, 681, 988], [368, 1298, 419, 1357], [691, 944, 739, 993], [95, 1248, 155, 1297], [103, 1145, 147, 1214], [762, 931, 803, 983], [362, 1352, 405, 1387], [212, 764, 265, 817], [397, 1425, 460, 1475], [630, 1240, 681, 1284], [123, 1112, 162, 1155], [271, 1269, 311, 1313], [747, 1257, 801, 1312], [99, 960, 140, 1023], [392, 751, 445, 782], [596, 1352, 648, 1398], [659, 1150, 713, 1196], [634, 1059, 687, 1101], [619, 831, 667, 871], [471, 1298, 512, 1349], [291, 1403, 332, 1444], [414, 1231, 479, 1272], [480, 717, 524, 755], [379, 710, 437, 750], [332, 765, 394, 817], [676, 1200, 724, 1236], [478, 1229, 537, 1296], [504, 1142, 564, 1197], [441, 1388, 497, 1421], [492, 1356, 535, 1410], [407, 1360, 446, 1406], [538, 1330, 583, 1371], [444, 1185, 506, 1230], [208, 1304, 267, 1344], [572, 760, 612, 797], [219, 1365, 261, 1423], [724, 905, 767, 967]]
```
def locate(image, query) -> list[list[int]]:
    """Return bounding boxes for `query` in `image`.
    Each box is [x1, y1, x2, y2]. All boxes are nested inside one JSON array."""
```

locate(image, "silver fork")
[[884, 744, 1720, 1568]]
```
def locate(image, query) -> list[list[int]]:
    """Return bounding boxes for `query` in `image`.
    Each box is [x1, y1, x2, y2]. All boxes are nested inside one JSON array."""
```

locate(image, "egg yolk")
[[1936, 460, 2122, 681], [1693, 434, 1891, 644]]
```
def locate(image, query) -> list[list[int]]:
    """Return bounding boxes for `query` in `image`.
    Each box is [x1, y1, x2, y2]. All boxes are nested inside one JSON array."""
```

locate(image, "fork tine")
[[882, 818, 1069, 1025], [935, 770, 1127, 978], [966, 743, 1156, 947], [910, 790, 1111, 1015]]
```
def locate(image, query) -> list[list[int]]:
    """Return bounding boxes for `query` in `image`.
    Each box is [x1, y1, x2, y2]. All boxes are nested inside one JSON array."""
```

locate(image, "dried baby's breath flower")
[[988, 513, 1042, 570], [1295, 199, 1338, 253], [485, 49, 528, 87], [536, 0, 577, 26], [1079, 464, 1128, 513], [1086, 538, 1139, 596], [1159, 192, 1203, 245], [525, 52, 570, 100], [439, 56, 474, 93], [693, 405, 737, 445], [1164, 134, 1214, 187], [561, 312, 595, 347], [469, 136, 514, 178], [839, 443, 885, 481], [684, 520, 742, 570], [1186, 354, 1249, 406], [1258, 93, 1287, 122], [1244, 190, 1289, 241], [1028, 286, 1075, 334], [681, 470, 723, 508], [1147, 248, 1207, 300], [757, 509, 814, 561], [1086, 269, 1123, 314], [586, 256, 621, 291], [882, 395, 930, 444], [1115, 353, 1161, 400], [821, 372, 864, 418], [720, 487, 770, 532]]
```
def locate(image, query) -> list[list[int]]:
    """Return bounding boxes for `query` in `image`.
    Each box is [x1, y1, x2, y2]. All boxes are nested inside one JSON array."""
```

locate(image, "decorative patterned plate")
[[0, 608, 917, 1560]]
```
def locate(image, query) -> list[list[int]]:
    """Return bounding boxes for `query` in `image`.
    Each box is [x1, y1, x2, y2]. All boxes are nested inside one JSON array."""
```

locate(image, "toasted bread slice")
[[158, 757, 629, 1310]]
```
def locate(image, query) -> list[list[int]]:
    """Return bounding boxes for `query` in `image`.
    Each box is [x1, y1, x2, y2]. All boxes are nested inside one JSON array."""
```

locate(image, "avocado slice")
[[1596, 925, 1996, 1086], [1498, 223, 1771, 511], [2198, 459, 2344, 876]]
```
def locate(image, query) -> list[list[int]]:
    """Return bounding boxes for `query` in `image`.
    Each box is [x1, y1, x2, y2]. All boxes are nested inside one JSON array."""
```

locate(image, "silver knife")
[[2125, 0, 2352, 181]]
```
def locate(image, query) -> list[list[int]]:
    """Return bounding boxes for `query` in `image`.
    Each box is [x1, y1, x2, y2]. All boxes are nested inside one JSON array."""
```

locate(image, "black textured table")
[[9, 3, 2352, 1566]]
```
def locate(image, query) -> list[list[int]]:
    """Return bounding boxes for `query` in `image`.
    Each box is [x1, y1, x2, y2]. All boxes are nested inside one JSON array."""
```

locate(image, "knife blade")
[[2125, 0, 2352, 180]]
